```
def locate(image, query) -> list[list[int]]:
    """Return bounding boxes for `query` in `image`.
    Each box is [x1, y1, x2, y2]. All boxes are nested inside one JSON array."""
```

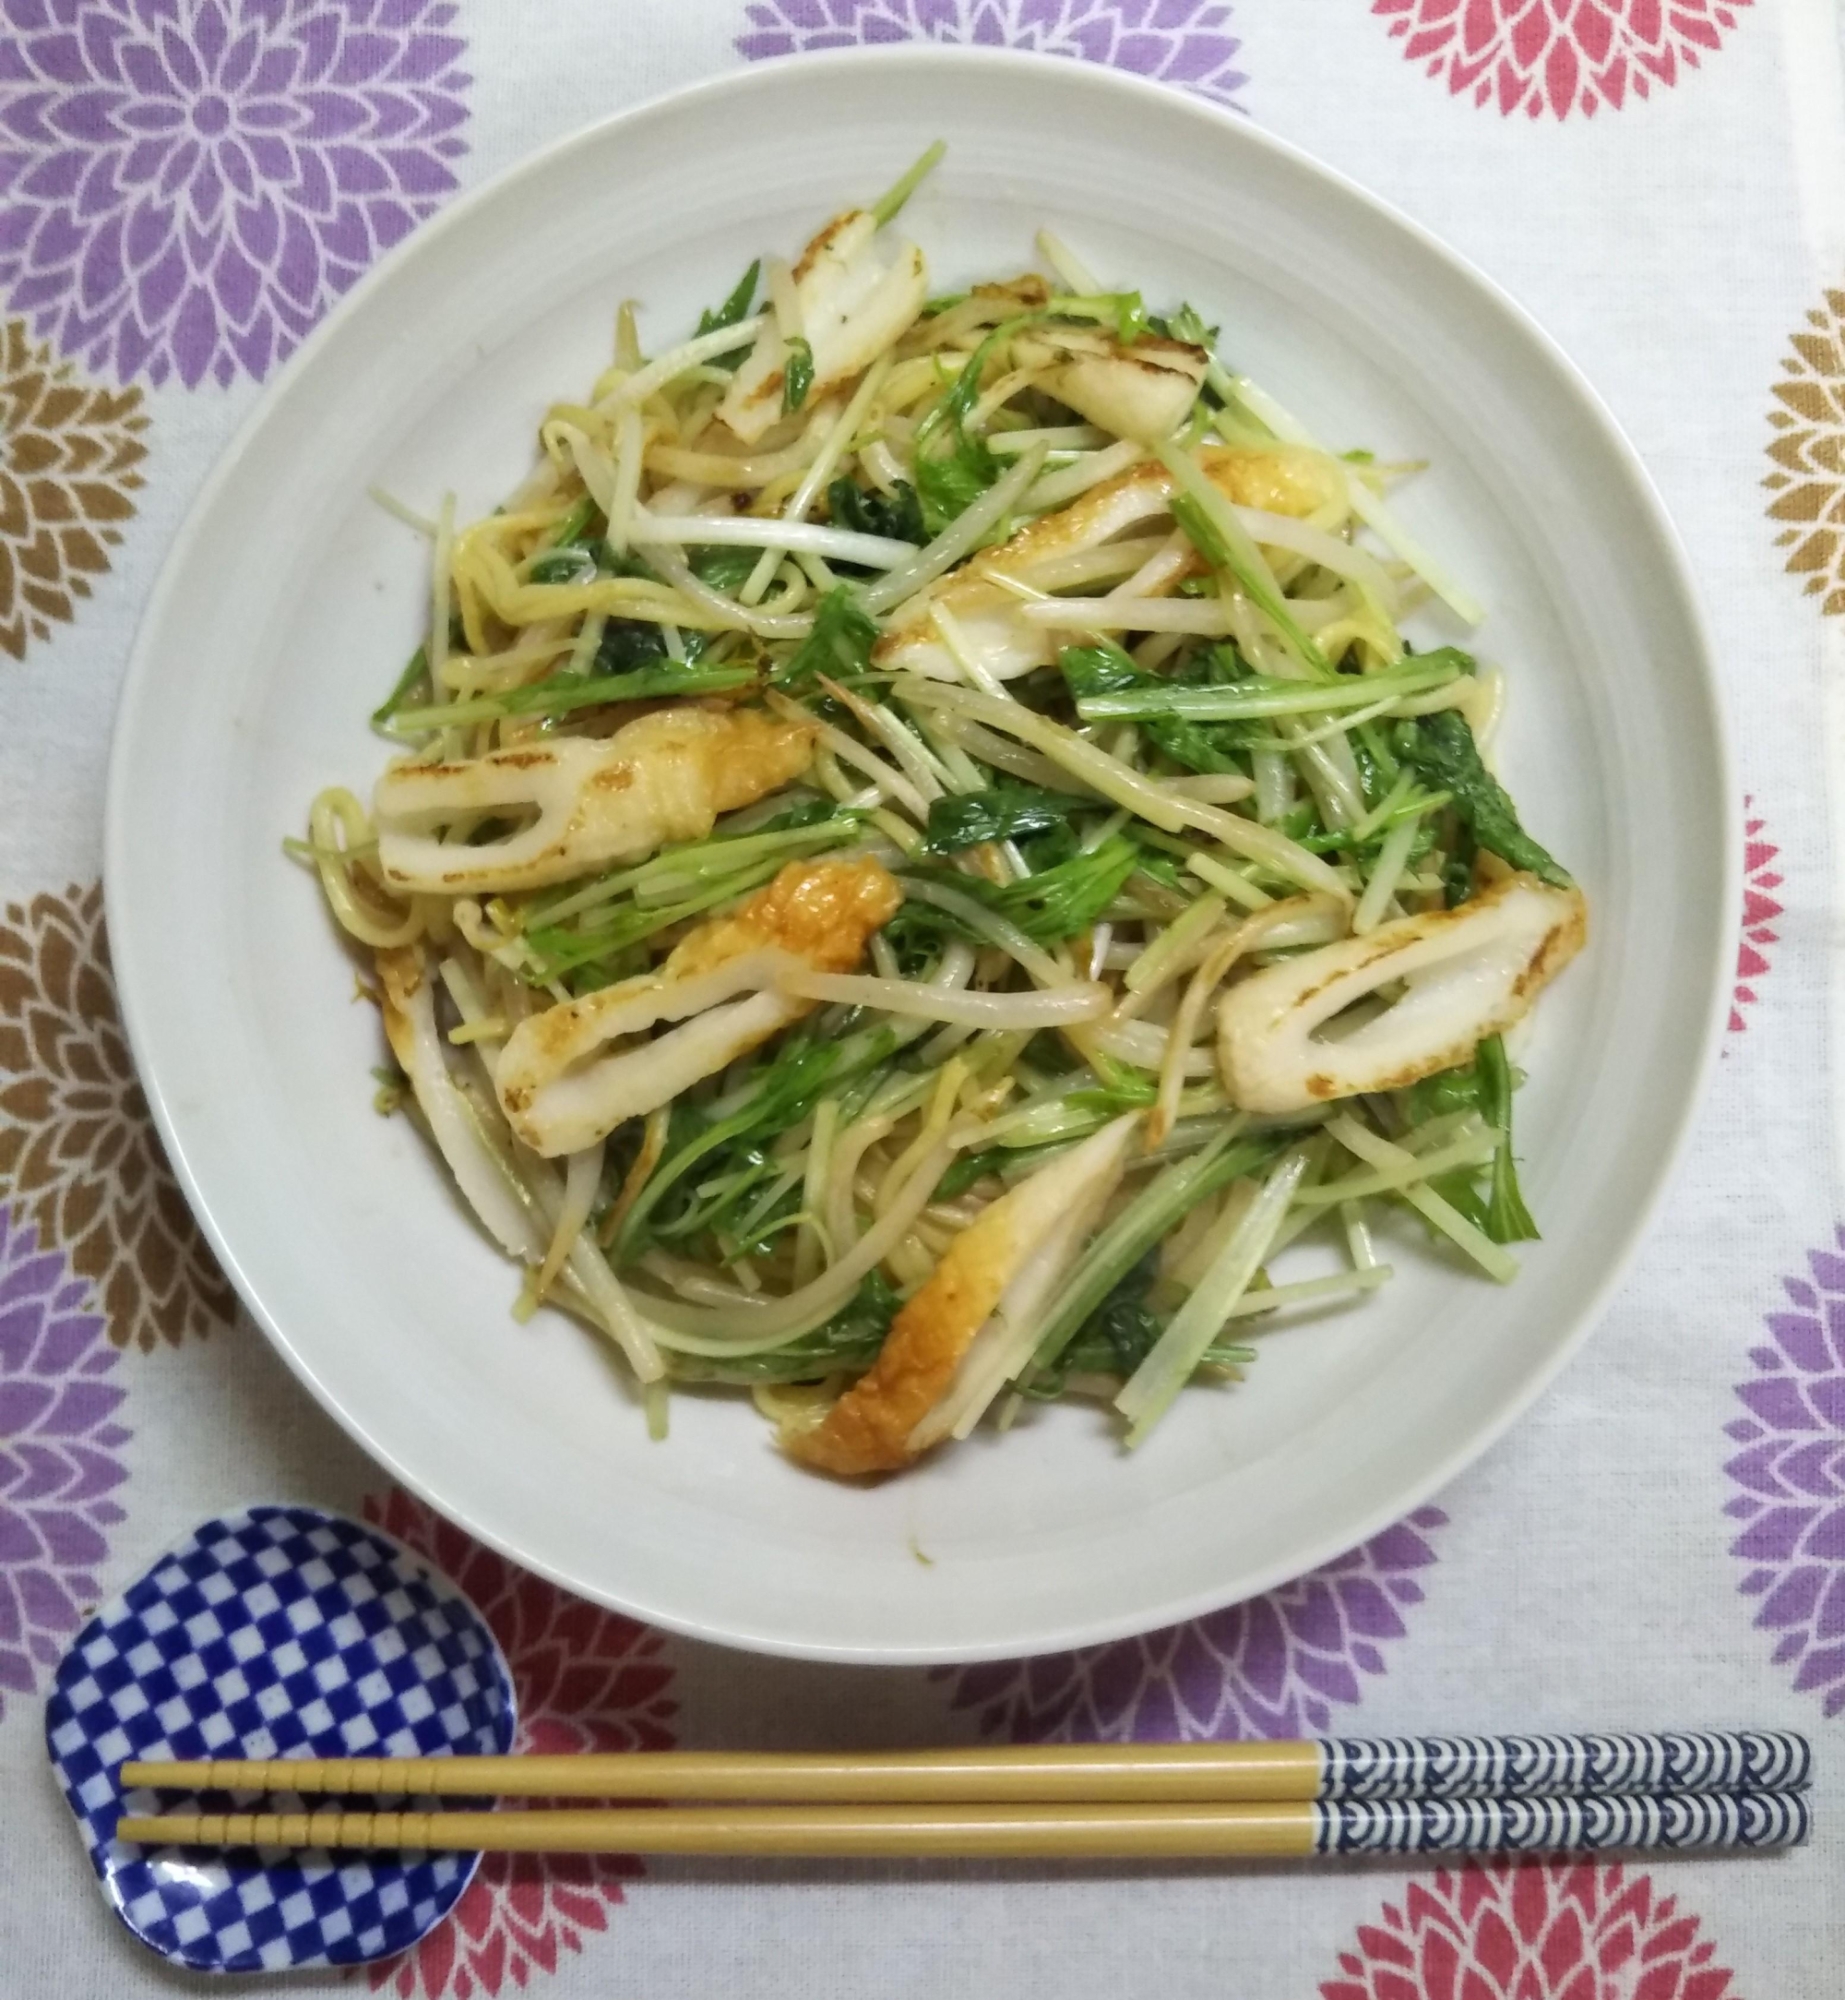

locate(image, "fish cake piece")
[[664, 851, 903, 980], [494, 856, 901, 1156], [375, 706, 816, 896], [1217, 872, 1587, 1114], [876, 445, 1346, 683], [784, 1119, 1137, 1477]]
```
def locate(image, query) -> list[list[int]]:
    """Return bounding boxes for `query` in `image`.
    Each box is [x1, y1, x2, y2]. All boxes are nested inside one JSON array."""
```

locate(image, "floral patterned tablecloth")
[[2, 2, 1842, 1993]]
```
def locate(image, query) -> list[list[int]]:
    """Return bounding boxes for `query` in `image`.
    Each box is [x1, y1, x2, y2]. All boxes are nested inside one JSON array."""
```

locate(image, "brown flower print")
[[0, 882, 234, 1350], [1765, 287, 1845, 617], [0, 319, 146, 662]]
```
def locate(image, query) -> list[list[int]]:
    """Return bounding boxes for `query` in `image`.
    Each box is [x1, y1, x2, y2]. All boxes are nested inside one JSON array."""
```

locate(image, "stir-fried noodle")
[[295, 148, 1586, 1475]]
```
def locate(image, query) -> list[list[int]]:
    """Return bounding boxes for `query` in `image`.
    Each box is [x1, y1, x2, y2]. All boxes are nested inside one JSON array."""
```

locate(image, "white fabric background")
[[1, 2, 1841, 1991]]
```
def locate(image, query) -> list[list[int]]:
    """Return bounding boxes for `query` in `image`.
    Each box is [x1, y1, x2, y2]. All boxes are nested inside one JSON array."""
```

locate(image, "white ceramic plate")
[[107, 47, 1733, 1665]]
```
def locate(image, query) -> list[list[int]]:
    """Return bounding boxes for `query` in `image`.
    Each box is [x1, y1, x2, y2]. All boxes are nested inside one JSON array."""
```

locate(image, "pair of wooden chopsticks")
[[116, 1729, 1814, 1861]]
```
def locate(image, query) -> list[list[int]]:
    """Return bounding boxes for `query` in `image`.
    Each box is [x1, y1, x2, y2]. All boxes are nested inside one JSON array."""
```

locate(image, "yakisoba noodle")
[[296, 146, 1585, 1477]]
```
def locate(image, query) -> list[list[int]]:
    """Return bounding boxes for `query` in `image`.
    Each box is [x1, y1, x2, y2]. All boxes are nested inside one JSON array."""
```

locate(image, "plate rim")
[[103, 43, 1740, 1665]]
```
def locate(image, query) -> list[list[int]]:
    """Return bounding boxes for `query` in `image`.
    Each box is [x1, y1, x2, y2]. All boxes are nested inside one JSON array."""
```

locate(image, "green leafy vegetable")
[[657, 1138, 782, 1245], [782, 335, 814, 414], [519, 547, 686, 677], [594, 617, 670, 675], [1049, 291, 1148, 345], [379, 663, 753, 737], [1154, 302, 1218, 350], [689, 543, 762, 595], [526, 856, 792, 982], [523, 810, 865, 985], [1477, 1032, 1538, 1243], [1442, 823, 1478, 909], [1404, 1061, 1486, 1125], [532, 532, 752, 599], [1394, 705, 1572, 889], [934, 1146, 1010, 1200], [371, 645, 429, 729], [828, 477, 925, 548], [1170, 491, 1236, 569], [920, 321, 1007, 441], [911, 321, 1013, 533], [1426, 1169, 1492, 1236], [1403, 1035, 1536, 1245], [696, 259, 760, 354], [751, 797, 855, 837], [774, 584, 880, 685], [1075, 652, 1461, 724], [991, 836, 1141, 937], [527, 493, 600, 569], [871, 139, 944, 227], [617, 1036, 839, 1258], [876, 899, 975, 978], [1157, 443, 1332, 675], [1030, 1130, 1286, 1374], [526, 546, 599, 585], [922, 784, 1084, 855], [913, 429, 998, 535], [1083, 1250, 1165, 1374], [1350, 720, 1398, 805], [1059, 642, 1246, 775], [909, 834, 1139, 942]]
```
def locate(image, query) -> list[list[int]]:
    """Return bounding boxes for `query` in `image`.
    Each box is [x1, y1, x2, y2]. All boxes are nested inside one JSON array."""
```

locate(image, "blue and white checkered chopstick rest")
[[45, 1503, 516, 1974]]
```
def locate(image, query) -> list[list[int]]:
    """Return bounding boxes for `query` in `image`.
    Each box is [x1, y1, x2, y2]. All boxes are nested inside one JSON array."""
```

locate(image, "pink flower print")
[[0, 1202, 129, 1716], [363, 1489, 678, 2000], [1726, 1232, 1845, 1716], [1371, 0, 1754, 123], [1319, 1858, 1740, 2000], [0, 0, 471, 389], [1730, 802, 1780, 1034], [933, 1507, 1445, 1741], [736, 1, 1247, 110]]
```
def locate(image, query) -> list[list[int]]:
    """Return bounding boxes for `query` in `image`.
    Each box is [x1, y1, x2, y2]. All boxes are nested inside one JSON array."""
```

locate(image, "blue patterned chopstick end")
[[1312, 1791, 1809, 1858], [1318, 1729, 1810, 1802]]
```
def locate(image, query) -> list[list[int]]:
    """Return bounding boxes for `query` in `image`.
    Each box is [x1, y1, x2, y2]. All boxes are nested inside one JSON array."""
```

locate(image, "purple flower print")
[[736, 0, 1248, 110], [0, 1204, 129, 1716], [0, 0, 471, 389], [1726, 1232, 1845, 1716], [932, 1507, 1445, 1740]]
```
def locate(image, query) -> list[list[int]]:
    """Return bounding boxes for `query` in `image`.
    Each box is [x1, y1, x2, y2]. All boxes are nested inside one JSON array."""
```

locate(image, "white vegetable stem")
[[918, 1113, 1141, 1448], [598, 314, 770, 412], [1352, 814, 1421, 935], [1219, 1265, 1392, 1320], [774, 967, 1110, 1027], [1115, 1147, 1311, 1444], [536, 1139, 604, 1299], [428, 492, 455, 688], [1325, 1113, 1517, 1283], [741, 353, 896, 605], [631, 509, 917, 570], [635, 1140, 958, 1353], [521, 1149, 668, 1381], [1228, 372, 1485, 627], [861, 445, 1049, 614], [385, 962, 542, 1263], [1017, 598, 1241, 635], [899, 681, 1351, 903]]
